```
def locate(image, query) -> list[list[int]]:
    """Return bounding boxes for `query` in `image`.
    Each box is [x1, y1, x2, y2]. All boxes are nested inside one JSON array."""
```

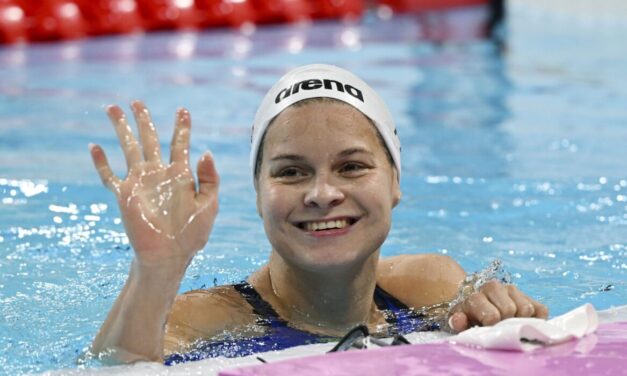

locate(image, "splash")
[[418, 259, 512, 331]]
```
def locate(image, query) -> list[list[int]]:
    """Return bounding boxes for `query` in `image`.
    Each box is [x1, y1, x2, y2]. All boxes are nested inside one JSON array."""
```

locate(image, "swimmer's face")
[[256, 100, 401, 272]]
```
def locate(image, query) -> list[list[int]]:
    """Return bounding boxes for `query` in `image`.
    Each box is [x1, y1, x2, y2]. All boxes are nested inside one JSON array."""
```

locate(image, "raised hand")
[[89, 101, 219, 269], [448, 280, 549, 333]]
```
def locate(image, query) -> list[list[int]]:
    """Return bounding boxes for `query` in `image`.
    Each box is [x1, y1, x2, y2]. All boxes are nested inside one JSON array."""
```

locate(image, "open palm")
[[90, 101, 219, 268]]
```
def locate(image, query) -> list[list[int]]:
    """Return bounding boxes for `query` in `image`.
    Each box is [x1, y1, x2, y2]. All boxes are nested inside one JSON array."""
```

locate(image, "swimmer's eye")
[[275, 167, 307, 179], [338, 162, 369, 175]]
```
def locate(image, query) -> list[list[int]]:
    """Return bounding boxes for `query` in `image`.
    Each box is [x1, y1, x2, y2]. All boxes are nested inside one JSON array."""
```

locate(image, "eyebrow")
[[337, 147, 374, 158], [270, 154, 306, 162], [269, 148, 374, 162]]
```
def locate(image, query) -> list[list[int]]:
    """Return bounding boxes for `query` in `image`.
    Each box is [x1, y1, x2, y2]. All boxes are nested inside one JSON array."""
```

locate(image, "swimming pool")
[[1, 3, 626, 375]]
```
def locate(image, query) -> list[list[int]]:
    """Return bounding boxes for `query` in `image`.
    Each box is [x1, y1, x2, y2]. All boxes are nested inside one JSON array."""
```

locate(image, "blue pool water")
[[1, 5, 626, 375]]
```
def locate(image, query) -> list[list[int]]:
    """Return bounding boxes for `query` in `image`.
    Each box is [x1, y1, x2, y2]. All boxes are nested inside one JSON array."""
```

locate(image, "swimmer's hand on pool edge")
[[447, 280, 549, 333], [88, 101, 219, 362]]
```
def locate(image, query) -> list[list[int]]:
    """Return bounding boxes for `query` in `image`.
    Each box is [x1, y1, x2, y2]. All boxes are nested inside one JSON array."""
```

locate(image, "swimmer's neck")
[[249, 251, 382, 336]]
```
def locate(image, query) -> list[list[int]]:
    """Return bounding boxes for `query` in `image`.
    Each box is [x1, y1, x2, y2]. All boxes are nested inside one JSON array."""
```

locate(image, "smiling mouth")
[[296, 218, 359, 232]]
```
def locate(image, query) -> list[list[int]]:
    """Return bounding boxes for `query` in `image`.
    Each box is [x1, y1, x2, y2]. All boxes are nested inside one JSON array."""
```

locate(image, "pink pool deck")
[[220, 321, 627, 376]]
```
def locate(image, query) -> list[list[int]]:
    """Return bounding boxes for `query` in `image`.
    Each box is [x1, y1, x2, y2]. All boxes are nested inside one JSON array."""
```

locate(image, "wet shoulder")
[[164, 285, 256, 354], [376, 254, 466, 309]]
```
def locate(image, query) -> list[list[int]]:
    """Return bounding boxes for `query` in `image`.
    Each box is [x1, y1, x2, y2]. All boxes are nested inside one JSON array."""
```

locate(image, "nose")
[[304, 174, 345, 209]]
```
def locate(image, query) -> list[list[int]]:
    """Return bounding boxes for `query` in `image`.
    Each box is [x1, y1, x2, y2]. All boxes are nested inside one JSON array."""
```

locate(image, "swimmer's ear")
[[256, 191, 263, 218], [393, 189, 402, 208], [392, 169, 401, 208], [253, 174, 264, 218]]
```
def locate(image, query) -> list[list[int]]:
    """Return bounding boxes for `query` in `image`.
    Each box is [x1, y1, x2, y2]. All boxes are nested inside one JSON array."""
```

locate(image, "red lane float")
[[378, 0, 487, 12], [136, 0, 200, 30], [308, 0, 363, 21], [77, 0, 144, 35], [195, 0, 255, 28], [28, 0, 90, 41], [0, 0, 486, 44], [249, 0, 306, 24], [0, 0, 29, 43]]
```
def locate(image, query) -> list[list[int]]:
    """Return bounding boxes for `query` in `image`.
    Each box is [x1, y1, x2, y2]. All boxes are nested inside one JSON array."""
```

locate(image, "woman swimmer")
[[89, 64, 548, 363]]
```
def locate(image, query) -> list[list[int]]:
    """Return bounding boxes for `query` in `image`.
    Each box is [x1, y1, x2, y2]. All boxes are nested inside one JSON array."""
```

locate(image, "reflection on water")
[[404, 39, 512, 178]]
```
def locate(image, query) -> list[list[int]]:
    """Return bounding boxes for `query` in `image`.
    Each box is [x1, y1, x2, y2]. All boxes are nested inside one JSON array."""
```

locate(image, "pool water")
[[1, 5, 626, 375]]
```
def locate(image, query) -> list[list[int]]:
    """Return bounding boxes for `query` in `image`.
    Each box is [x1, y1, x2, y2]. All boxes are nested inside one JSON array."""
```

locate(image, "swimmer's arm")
[[377, 254, 465, 309], [90, 268, 133, 359], [88, 102, 220, 363], [377, 254, 549, 331], [91, 261, 188, 363], [163, 287, 253, 355]]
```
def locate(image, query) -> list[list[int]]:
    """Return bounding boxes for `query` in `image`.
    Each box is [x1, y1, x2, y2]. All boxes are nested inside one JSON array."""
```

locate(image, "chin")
[[292, 247, 379, 274]]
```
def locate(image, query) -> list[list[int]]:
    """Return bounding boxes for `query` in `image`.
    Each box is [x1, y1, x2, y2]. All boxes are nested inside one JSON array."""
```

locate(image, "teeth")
[[305, 219, 349, 232]]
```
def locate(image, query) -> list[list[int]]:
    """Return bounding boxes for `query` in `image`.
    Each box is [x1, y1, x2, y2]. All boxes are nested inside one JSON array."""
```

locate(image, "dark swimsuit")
[[164, 282, 436, 365]]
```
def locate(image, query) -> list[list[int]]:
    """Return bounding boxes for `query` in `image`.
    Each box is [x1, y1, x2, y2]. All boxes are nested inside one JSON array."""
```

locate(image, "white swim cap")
[[250, 64, 401, 180]]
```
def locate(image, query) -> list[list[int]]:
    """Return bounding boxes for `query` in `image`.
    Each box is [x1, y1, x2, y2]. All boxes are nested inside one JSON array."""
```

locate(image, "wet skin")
[[89, 100, 548, 362], [246, 100, 402, 336], [255, 100, 401, 272]]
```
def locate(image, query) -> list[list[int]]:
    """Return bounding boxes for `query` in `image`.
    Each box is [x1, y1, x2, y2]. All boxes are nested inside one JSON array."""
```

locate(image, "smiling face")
[[255, 99, 401, 273]]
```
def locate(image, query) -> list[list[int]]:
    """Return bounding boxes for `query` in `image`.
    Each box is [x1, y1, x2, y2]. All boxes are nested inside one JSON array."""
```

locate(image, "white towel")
[[449, 303, 598, 351]]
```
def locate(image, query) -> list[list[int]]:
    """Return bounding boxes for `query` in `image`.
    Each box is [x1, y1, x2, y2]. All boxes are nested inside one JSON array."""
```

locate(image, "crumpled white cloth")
[[449, 303, 598, 351]]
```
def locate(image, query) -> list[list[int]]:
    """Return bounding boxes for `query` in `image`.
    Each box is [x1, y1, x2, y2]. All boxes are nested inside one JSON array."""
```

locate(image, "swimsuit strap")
[[374, 285, 435, 334], [373, 284, 409, 327], [166, 282, 326, 365], [166, 282, 434, 365], [234, 281, 433, 335], [374, 284, 410, 312], [232, 281, 288, 329]]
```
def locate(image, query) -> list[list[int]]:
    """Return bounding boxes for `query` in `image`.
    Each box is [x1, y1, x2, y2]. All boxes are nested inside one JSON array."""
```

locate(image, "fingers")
[[89, 143, 121, 192], [449, 281, 550, 333], [196, 151, 220, 203], [483, 280, 517, 320], [131, 101, 162, 164], [107, 103, 192, 168], [460, 291, 502, 327], [107, 105, 143, 170], [170, 108, 191, 165], [507, 285, 549, 318], [448, 311, 469, 333], [533, 301, 549, 319]]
